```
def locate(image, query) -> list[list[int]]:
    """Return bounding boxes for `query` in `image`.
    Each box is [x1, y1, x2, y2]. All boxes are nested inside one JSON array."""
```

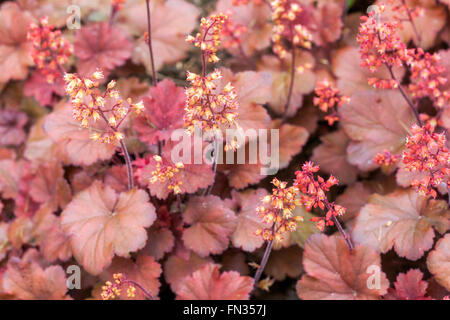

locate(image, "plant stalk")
[[145, 0, 157, 86]]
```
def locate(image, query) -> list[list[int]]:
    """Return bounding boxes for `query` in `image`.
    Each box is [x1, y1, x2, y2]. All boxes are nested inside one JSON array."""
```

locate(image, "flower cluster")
[[256, 178, 303, 242], [408, 49, 450, 109], [313, 80, 350, 125], [386, 0, 424, 26], [357, 6, 416, 89], [294, 162, 345, 231], [358, 3, 449, 110], [270, 0, 312, 58], [186, 13, 228, 64], [150, 155, 185, 195], [27, 17, 73, 83], [184, 70, 239, 135], [184, 13, 240, 147], [374, 149, 400, 167], [64, 69, 144, 143], [101, 273, 136, 300], [402, 122, 450, 198], [221, 14, 247, 49]]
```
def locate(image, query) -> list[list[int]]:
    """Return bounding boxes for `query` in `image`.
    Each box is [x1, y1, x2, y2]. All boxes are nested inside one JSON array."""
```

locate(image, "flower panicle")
[[63, 69, 144, 144], [270, 0, 312, 58], [256, 178, 303, 242], [294, 162, 345, 231], [184, 69, 239, 136], [374, 149, 400, 167], [101, 273, 136, 300], [186, 13, 229, 64], [402, 121, 450, 198], [313, 80, 350, 125], [27, 16, 73, 83], [150, 155, 185, 195]]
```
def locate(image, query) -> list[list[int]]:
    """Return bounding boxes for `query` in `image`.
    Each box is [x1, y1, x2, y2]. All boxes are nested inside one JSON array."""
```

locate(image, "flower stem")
[[401, 0, 421, 46], [332, 215, 354, 251], [282, 40, 296, 123], [203, 139, 218, 196], [120, 139, 134, 190], [253, 239, 274, 288], [145, 0, 157, 86], [386, 65, 422, 126], [125, 279, 153, 300]]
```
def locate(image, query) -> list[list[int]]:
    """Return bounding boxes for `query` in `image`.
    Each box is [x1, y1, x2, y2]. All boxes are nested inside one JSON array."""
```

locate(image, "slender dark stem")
[[204, 140, 218, 196], [401, 0, 421, 46], [332, 216, 354, 251], [120, 139, 134, 190], [125, 280, 153, 300], [282, 35, 296, 123], [253, 239, 274, 288], [145, 0, 157, 86], [386, 65, 422, 126]]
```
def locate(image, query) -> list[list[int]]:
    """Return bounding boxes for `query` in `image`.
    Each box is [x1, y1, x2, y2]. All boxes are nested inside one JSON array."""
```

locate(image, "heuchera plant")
[[0, 0, 449, 301]]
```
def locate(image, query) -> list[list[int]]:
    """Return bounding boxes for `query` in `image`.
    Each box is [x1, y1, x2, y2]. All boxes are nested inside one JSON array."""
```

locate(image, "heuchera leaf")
[[427, 233, 450, 291], [215, 0, 272, 56], [0, 221, 10, 262], [39, 213, 72, 263], [0, 109, 27, 147], [141, 226, 175, 261], [296, 234, 389, 300], [0, 159, 26, 199], [99, 254, 162, 300], [311, 129, 358, 185], [24, 70, 65, 106], [175, 263, 254, 300], [0, 2, 34, 83], [219, 68, 272, 135], [336, 182, 373, 230], [265, 245, 303, 281], [29, 161, 71, 213], [2, 251, 70, 300], [219, 142, 266, 190], [134, 79, 185, 145], [182, 195, 237, 257], [273, 207, 319, 250], [375, 0, 446, 49], [385, 269, 430, 300], [43, 102, 116, 166], [74, 21, 132, 76], [332, 46, 405, 96], [118, 0, 200, 74], [340, 90, 415, 171], [229, 188, 270, 252], [164, 251, 212, 292], [272, 120, 309, 170], [61, 181, 156, 275], [260, 51, 316, 117], [352, 189, 450, 261]]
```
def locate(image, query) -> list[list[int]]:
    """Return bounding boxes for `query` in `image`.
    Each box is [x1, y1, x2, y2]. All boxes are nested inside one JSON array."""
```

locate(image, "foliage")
[[0, 0, 449, 301]]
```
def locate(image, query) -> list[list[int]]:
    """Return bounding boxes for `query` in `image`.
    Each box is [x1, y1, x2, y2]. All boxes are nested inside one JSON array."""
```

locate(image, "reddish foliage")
[[175, 263, 254, 300], [0, 0, 449, 302]]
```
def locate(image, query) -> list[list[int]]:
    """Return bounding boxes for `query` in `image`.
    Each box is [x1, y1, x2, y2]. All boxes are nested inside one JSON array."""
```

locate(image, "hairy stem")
[[401, 0, 421, 46], [253, 239, 274, 288], [282, 40, 296, 123], [332, 216, 354, 251], [203, 139, 218, 196], [145, 0, 157, 86], [386, 65, 422, 126], [120, 139, 134, 190]]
